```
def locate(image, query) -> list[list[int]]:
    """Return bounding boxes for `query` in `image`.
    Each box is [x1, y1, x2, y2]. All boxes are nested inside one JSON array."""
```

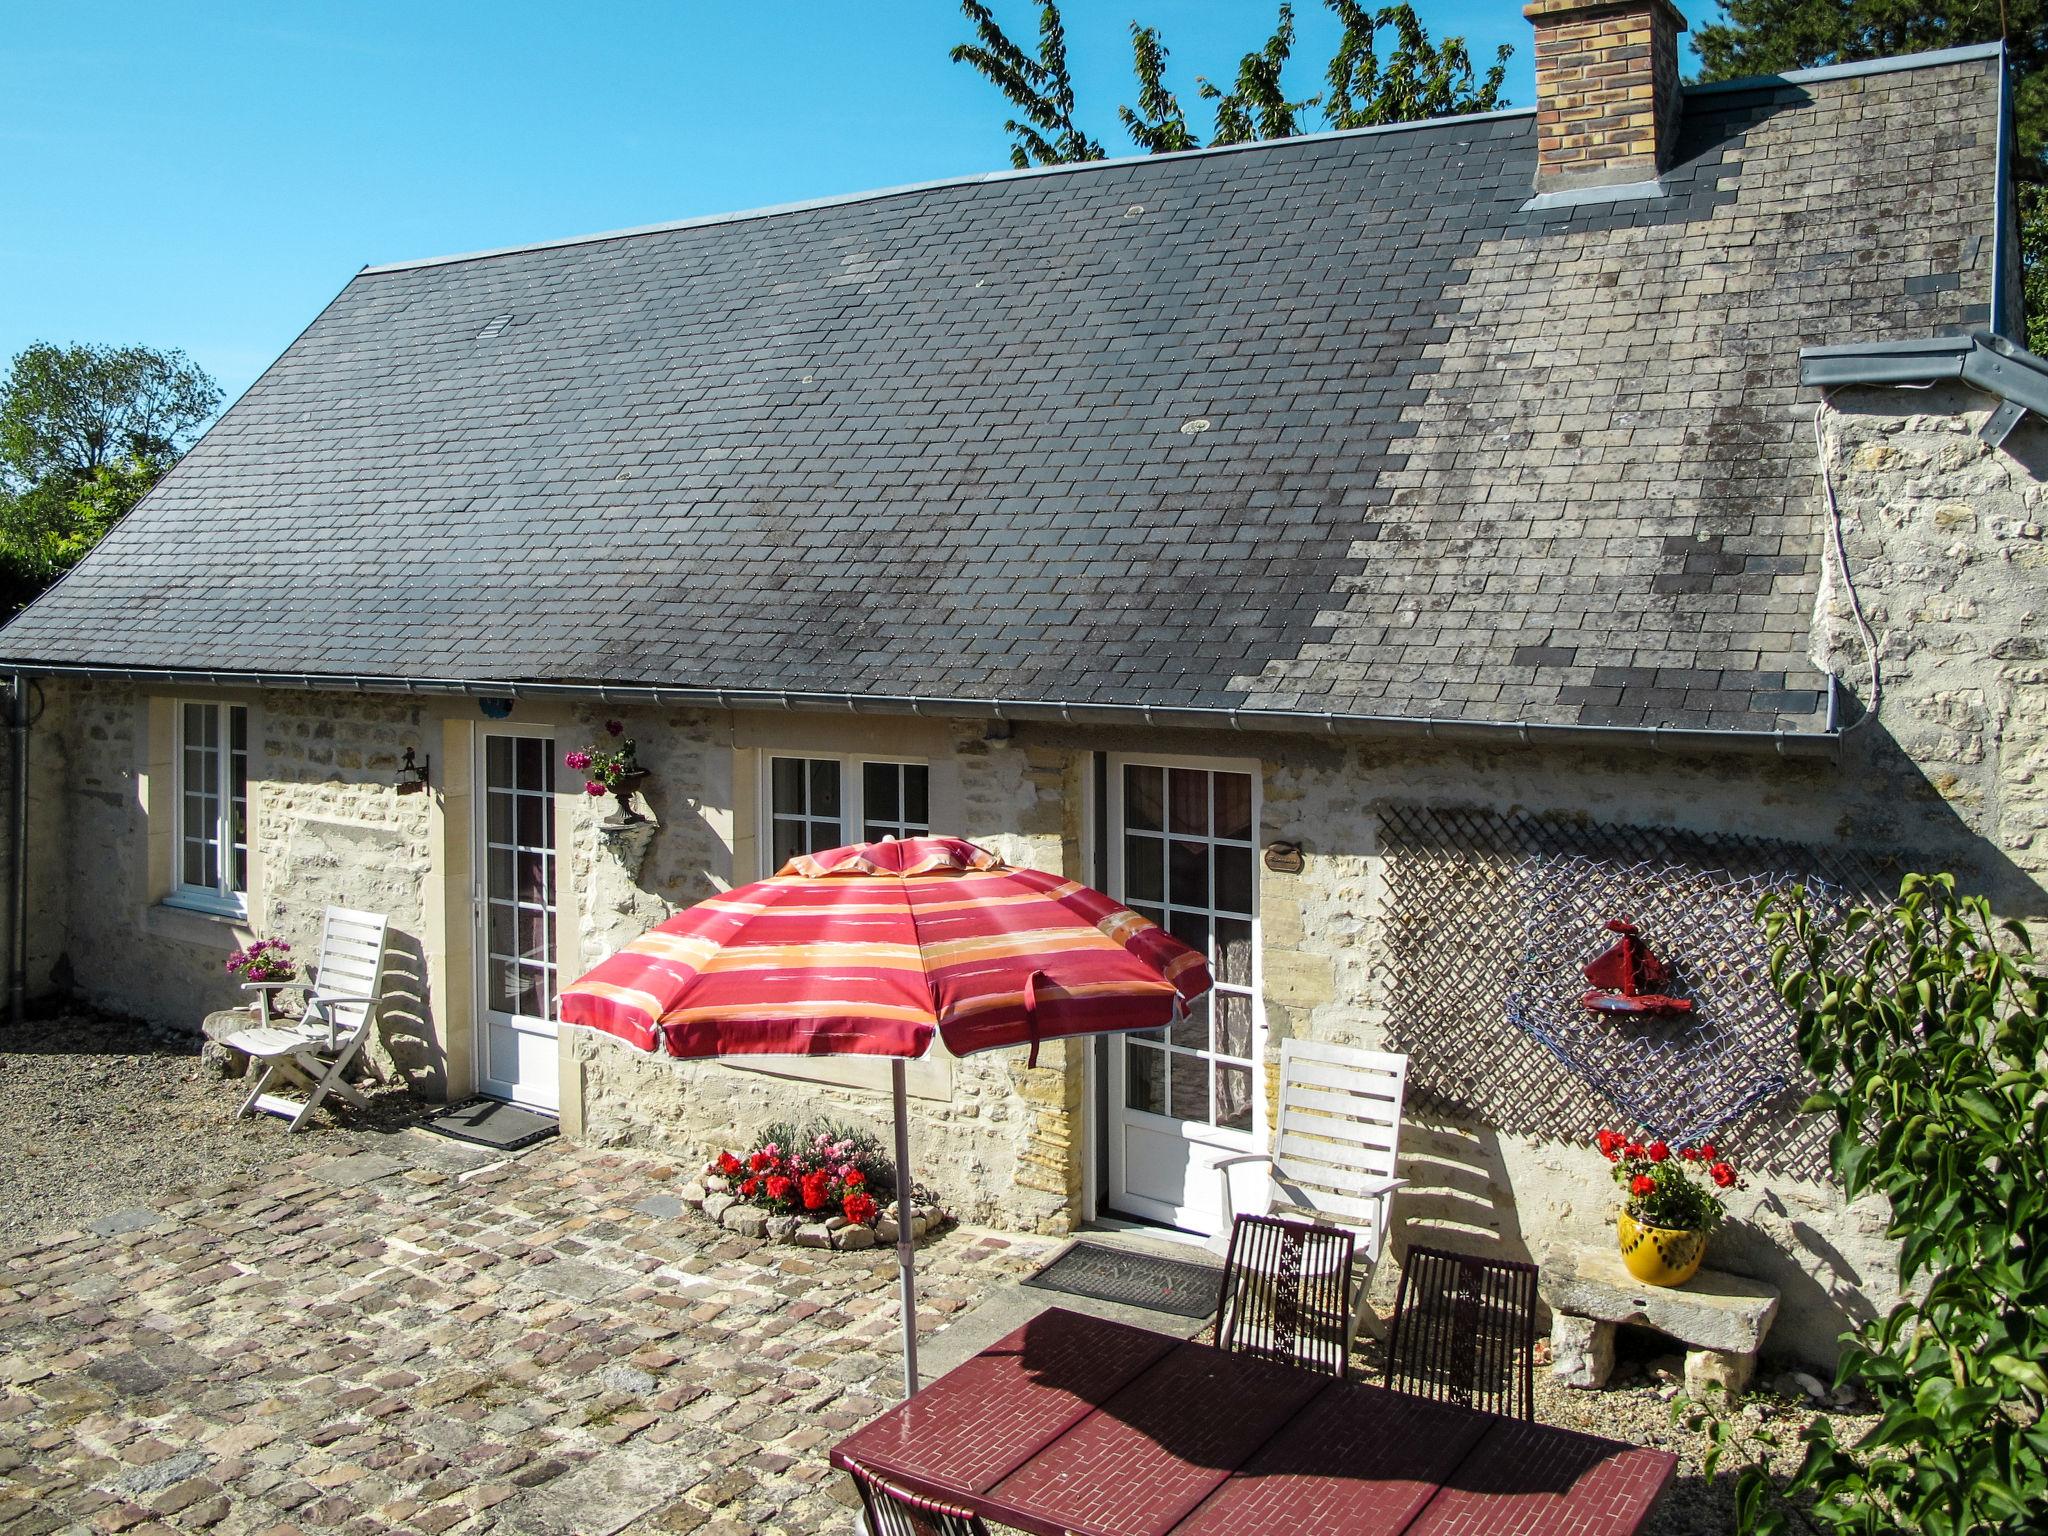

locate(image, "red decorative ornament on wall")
[[1579, 919, 1694, 1018]]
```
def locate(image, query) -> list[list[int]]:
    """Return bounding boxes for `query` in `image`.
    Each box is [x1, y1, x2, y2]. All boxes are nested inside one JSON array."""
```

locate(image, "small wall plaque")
[[1263, 840, 1304, 874]]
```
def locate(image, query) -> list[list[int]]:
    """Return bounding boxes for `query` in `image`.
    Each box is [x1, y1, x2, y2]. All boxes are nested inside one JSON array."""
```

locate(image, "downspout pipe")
[[7, 672, 28, 1028]]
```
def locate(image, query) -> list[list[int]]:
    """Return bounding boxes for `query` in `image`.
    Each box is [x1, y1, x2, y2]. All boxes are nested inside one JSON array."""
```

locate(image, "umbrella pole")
[[891, 1058, 919, 1400]]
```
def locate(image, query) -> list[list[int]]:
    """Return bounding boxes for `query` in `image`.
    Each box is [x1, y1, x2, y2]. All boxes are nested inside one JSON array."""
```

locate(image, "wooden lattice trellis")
[[1374, 804, 1896, 1180]]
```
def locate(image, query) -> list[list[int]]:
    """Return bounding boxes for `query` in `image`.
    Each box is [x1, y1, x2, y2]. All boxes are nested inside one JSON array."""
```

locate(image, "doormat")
[[422, 1098, 559, 1152], [1022, 1240, 1224, 1320]]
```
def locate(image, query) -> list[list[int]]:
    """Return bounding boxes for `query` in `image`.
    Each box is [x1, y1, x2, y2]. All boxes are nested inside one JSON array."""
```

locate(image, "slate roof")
[[0, 45, 2007, 739]]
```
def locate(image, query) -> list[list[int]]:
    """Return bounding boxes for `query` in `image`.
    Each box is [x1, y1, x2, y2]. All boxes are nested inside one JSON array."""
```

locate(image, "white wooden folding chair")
[[234, 906, 392, 1132], [1213, 1038, 1409, 1341]]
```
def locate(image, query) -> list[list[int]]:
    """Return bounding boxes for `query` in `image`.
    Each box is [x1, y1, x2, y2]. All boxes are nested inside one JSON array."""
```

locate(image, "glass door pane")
[[1120, 763, 1257, 1132], [484, 735, 557, 1020]]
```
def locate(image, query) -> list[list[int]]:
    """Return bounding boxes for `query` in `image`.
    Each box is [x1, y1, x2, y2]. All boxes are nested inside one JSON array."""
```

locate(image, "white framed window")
[[765, 754, 930, 868], [172, 701, 249, 913]]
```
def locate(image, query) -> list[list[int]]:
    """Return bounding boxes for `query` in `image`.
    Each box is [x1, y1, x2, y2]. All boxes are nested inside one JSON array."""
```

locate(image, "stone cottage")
[[1, 3, 2038, 1364]]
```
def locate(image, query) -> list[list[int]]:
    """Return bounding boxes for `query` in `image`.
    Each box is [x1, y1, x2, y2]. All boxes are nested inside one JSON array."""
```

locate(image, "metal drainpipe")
[[7, 672, 28, 1028]]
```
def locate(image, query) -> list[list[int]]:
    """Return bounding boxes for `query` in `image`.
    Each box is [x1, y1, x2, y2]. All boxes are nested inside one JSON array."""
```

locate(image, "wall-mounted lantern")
[[478, 697, 514, 719], [396, 746, 431, 795]]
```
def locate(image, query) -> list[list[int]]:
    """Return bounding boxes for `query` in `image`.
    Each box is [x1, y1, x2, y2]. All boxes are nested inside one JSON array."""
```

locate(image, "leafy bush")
[[1718, 873, 2048, 1534]]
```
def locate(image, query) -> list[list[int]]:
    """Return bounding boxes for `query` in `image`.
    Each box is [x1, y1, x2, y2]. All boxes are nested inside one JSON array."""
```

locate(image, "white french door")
[[1105, 757, 1262, 1235], [474, 728, 561, 1111]]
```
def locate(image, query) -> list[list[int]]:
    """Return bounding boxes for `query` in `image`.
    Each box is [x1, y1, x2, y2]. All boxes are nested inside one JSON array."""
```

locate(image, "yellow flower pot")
[[1618, 1209, 1706, 1286]]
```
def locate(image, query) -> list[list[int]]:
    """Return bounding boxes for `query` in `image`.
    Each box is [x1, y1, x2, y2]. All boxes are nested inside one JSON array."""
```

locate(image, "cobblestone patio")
[[0, 1136, 1055, 1536]]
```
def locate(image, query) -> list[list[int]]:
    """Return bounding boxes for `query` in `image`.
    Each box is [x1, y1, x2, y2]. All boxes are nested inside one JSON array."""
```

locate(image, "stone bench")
[[1539, 1244, 1781, 1396]]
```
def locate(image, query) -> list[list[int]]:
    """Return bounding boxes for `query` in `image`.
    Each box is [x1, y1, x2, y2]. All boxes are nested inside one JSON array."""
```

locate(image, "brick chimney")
[[1524, 0, 1688, 195]]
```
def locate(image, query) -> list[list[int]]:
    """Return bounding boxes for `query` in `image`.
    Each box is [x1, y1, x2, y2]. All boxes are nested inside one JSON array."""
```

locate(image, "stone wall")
[[1813, 382, 2048, 905], [0, 676, 71, 1002], [564, 714, 1089, 1236]]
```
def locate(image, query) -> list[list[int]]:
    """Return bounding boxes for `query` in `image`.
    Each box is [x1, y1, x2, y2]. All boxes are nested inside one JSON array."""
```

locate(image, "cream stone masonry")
[[1812, 384, 2048, 897]]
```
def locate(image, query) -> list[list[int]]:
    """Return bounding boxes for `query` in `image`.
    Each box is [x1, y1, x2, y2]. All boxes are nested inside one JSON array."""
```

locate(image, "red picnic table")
[[832, 1307, 1677, 1536]]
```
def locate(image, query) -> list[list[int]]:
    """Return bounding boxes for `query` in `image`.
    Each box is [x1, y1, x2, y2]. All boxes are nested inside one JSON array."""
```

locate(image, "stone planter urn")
[[603, 767, 651, 829], [1617, 1209, 1706, 1286]]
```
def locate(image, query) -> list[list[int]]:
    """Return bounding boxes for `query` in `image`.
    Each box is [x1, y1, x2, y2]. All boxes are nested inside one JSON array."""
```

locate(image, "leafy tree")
[[0, 342, 220, 614], [1199, 3, 1321, 147], [1687, 873, 2048, 1535], [949, 1, 1104, 169], [1119, 23, 1197, 153], [1693, 1, 2048, 353], [954, 1, 1513, 162], [1326, 2, 1510, 128]]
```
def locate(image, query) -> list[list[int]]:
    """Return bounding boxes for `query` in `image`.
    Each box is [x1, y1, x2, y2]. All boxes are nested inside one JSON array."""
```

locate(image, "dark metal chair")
[[843, 1459, 989, 1536], [1384, 1243, 1540, 1420], [1213, 1212, 1356, 1380]]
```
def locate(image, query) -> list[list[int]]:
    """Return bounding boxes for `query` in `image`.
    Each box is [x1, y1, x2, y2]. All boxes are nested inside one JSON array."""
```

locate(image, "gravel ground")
[[0, 1008, 423, 1244], [1345, 1326, 1879, 1535]]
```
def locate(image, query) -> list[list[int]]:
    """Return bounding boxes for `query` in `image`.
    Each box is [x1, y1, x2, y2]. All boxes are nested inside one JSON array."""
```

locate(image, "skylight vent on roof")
[[475, 314, 515, 341]]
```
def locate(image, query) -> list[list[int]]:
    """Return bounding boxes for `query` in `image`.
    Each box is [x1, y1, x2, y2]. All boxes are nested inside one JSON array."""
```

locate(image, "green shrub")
[[1718, 873, 2048, 1534]]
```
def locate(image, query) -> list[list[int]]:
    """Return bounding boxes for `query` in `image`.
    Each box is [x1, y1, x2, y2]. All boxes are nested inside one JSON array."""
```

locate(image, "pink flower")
[[585, 780, 607, 796], [605, 719, 624, 737], [564, 750, 592, 771]]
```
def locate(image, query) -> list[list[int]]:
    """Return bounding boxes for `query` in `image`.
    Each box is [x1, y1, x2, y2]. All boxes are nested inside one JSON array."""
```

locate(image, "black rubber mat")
[[421, 1098, 559, 1152], [1022, 1238, 1224, 1319]]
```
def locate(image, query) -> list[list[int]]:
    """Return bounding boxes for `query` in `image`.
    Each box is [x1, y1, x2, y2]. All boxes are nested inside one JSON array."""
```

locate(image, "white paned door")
[[474, 730, 561, 1111], [1105, 758, 1261, 1235]]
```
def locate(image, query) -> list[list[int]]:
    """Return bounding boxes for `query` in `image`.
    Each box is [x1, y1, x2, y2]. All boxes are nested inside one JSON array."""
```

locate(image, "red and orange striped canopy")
[[558, 836, 1210, 1063]]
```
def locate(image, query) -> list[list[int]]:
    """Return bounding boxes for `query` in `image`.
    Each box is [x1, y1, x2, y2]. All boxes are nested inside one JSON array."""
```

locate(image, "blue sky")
[[2, 3, 1707, 407]]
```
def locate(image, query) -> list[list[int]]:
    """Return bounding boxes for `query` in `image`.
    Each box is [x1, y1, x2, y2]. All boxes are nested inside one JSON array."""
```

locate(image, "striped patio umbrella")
[[558, 834, 1211, 1396]]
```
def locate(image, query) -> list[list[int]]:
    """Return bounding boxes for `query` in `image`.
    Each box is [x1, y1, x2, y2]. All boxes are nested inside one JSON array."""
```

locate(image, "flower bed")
[[679, 1121, 950, 1251]]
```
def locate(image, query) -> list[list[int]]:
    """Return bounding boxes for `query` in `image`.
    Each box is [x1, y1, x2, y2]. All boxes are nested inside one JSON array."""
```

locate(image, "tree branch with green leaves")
[[1691, 873, 2048, 1535], [953, 0, 1514, 164], [949, 0, 1103, 169]]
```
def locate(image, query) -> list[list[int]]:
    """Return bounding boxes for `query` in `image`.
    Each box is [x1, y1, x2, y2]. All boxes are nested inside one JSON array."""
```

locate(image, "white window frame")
[[169, 700, 250, 917], [760, 753, 931, 868]]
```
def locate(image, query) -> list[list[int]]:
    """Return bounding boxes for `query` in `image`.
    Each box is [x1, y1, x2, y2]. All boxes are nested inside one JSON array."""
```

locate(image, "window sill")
[[145, 899, 250, 949]]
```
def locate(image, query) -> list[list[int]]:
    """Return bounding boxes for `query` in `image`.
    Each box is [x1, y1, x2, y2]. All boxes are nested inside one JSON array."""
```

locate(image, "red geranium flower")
[[1624, 1141, 1646, 1159], [715, 1151, 742, 1176], [1646, 1141, 1670, 1163], [1680, 1145, 1702, 1161], [739, 1177, 758, 1198], [765, 1175, 793, 1201], [844, 1169, 865, 1188], [843, 1192, 878, 1227], [1699, 1142, 1717, 1161], [1630, 1174, 1656, 1197], [748, 1151, 772, 1173], [801, 1171, 830, 1210], [1596, 1129, 1623, 1162], [1710, 1162, 1737, 1188]]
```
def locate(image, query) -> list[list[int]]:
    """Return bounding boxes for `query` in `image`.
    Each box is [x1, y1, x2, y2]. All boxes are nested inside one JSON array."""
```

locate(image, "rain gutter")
[[1802, 331, 2048, 446], [2, 662, 1842, 760]]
